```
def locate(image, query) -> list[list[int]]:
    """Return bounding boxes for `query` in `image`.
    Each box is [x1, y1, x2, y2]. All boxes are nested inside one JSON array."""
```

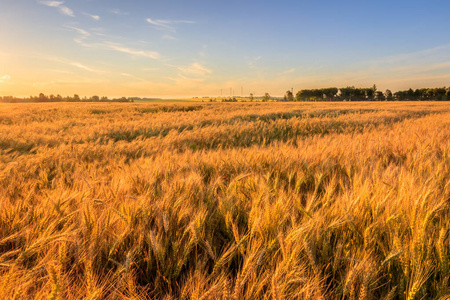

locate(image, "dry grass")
[[0, 101, 449, 299]]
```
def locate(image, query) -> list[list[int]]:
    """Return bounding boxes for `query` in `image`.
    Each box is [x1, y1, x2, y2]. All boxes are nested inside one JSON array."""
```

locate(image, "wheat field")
[[0, 101, 449, 299]]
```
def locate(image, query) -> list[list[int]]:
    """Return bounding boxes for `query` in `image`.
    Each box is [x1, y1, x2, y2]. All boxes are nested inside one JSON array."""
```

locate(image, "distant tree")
[[435, 88, 446, 100], [38, 93, 48, 102], [375, 91, 385, 101], [285, 90, 293, 101], [262, 93, 270, 102], [385, 89, 393, 101], [323, 88, 338, 101], [407, 88, 415, 100], [74, 94, 80, 102], [91, 95, 100, 102], [394, 90, 407, 101], [339, 87, 356, 101], [249, 93, 254, 101], [425, 89, 434, 100]]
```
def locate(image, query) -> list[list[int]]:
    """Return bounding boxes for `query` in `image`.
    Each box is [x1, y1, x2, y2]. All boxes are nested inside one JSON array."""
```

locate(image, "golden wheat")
[[0, 101, 449, 299]]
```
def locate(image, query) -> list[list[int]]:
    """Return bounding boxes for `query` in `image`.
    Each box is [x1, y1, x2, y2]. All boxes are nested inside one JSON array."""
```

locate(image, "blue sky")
[[1, 0, 450, 97]]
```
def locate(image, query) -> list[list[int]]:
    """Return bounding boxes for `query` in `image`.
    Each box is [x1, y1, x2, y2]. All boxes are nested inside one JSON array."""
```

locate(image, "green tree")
[[323, 88, 338, 101], [285, 90, 293, 101], [385, 89, 393, 101], [375, 91, 385, 101]]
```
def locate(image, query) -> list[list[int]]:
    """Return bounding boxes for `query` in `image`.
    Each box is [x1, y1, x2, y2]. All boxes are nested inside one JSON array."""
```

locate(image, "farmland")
[[0, 101, 449, 299]]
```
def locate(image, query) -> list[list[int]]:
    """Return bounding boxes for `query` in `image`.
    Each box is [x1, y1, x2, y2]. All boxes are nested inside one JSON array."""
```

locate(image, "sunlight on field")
[[0, 102, 449, 299]]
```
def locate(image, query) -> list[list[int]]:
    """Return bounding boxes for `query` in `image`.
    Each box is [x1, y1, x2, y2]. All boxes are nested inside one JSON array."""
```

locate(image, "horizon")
[[1, 0, 450, 98]]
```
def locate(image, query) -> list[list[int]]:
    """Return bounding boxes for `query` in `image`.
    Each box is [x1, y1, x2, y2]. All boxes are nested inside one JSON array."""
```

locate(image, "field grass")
[[0, 101, 449, 299]]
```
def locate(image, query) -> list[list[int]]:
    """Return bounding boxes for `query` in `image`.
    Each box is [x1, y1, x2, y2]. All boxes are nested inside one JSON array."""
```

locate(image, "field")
[[0, 101, 449, 299]]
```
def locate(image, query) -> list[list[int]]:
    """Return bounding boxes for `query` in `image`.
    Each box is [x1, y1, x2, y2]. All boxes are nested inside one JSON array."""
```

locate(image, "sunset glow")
[[1, 0, 450, 97]]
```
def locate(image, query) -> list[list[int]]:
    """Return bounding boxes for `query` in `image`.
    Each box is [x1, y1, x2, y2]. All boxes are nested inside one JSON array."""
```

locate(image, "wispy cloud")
[[281, 68, 295, 75], [0, 75, 11, 83], [142, 67, 161, 72], [103, 43, 160, 59], [65, 26, 161, 60], [248, 56, 262, 68], [64, 25, 90, 37], [45, 55, 106, 73], [146, 18, 195, 32], [163, 62, 212, 87], [83, 12, 100, 21], [38, 1, 74, 17], [162, 34, 176, 40], [33, 78, 107, 88], [372, 44, 450, 65], [69, 62, 103, 73], [119, 73, 147, 82], [110, 9, 129, 16], [177, 62, 212, 77]]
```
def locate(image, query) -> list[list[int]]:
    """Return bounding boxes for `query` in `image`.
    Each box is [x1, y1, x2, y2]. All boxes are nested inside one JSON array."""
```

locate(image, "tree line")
[[1, 86, 450, 103], [286, 85, 450, 101], [0, 93, 135, 103]]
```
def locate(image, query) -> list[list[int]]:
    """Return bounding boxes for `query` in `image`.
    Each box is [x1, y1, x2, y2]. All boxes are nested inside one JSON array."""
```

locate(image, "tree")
[[74, 94, 80, 102], [38, 93, 48, 102], [323, 88, 338, 101], [385, 89, 393, 101], [285, 90, 293, 101], [262, 93, 270, 102], [375, 91, 385, 101], [407, 88, 415, 100], [249, 93, 254, 101], [339, 87, 356, 101]]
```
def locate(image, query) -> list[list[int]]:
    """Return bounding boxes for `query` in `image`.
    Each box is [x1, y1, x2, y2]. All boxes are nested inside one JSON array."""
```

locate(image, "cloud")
[[33, 78, 107, 88], [0, 75, 11, 83], [110, 9, 129, 15], [83, 12, 100, 21], [248, 56, 262, 67], [39, 1, 74, 17], [178, 63, 212, 77], [103, 43, 160, 59], [281, 68, 295, 75], [69, 62, 103, 73], [65, 26, 160, 60], [39, 1, 62, 7], [44, 55, 106, 73], [162, 62, 212, 87], [142, 67, 161, 72], [146, 18, 195, 32], [162, 34, 176, 40], [119, 73, 146, 82], [64, 25, 90, 37], [372, 44, 450, 65]]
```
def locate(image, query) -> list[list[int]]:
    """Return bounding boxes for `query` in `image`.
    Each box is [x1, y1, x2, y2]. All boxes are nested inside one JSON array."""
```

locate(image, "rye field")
[[0, 101, 449, 299]]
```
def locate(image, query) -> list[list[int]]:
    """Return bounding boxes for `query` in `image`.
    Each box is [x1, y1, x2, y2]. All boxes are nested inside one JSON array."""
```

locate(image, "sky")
[[1, 0, 450, 98]]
